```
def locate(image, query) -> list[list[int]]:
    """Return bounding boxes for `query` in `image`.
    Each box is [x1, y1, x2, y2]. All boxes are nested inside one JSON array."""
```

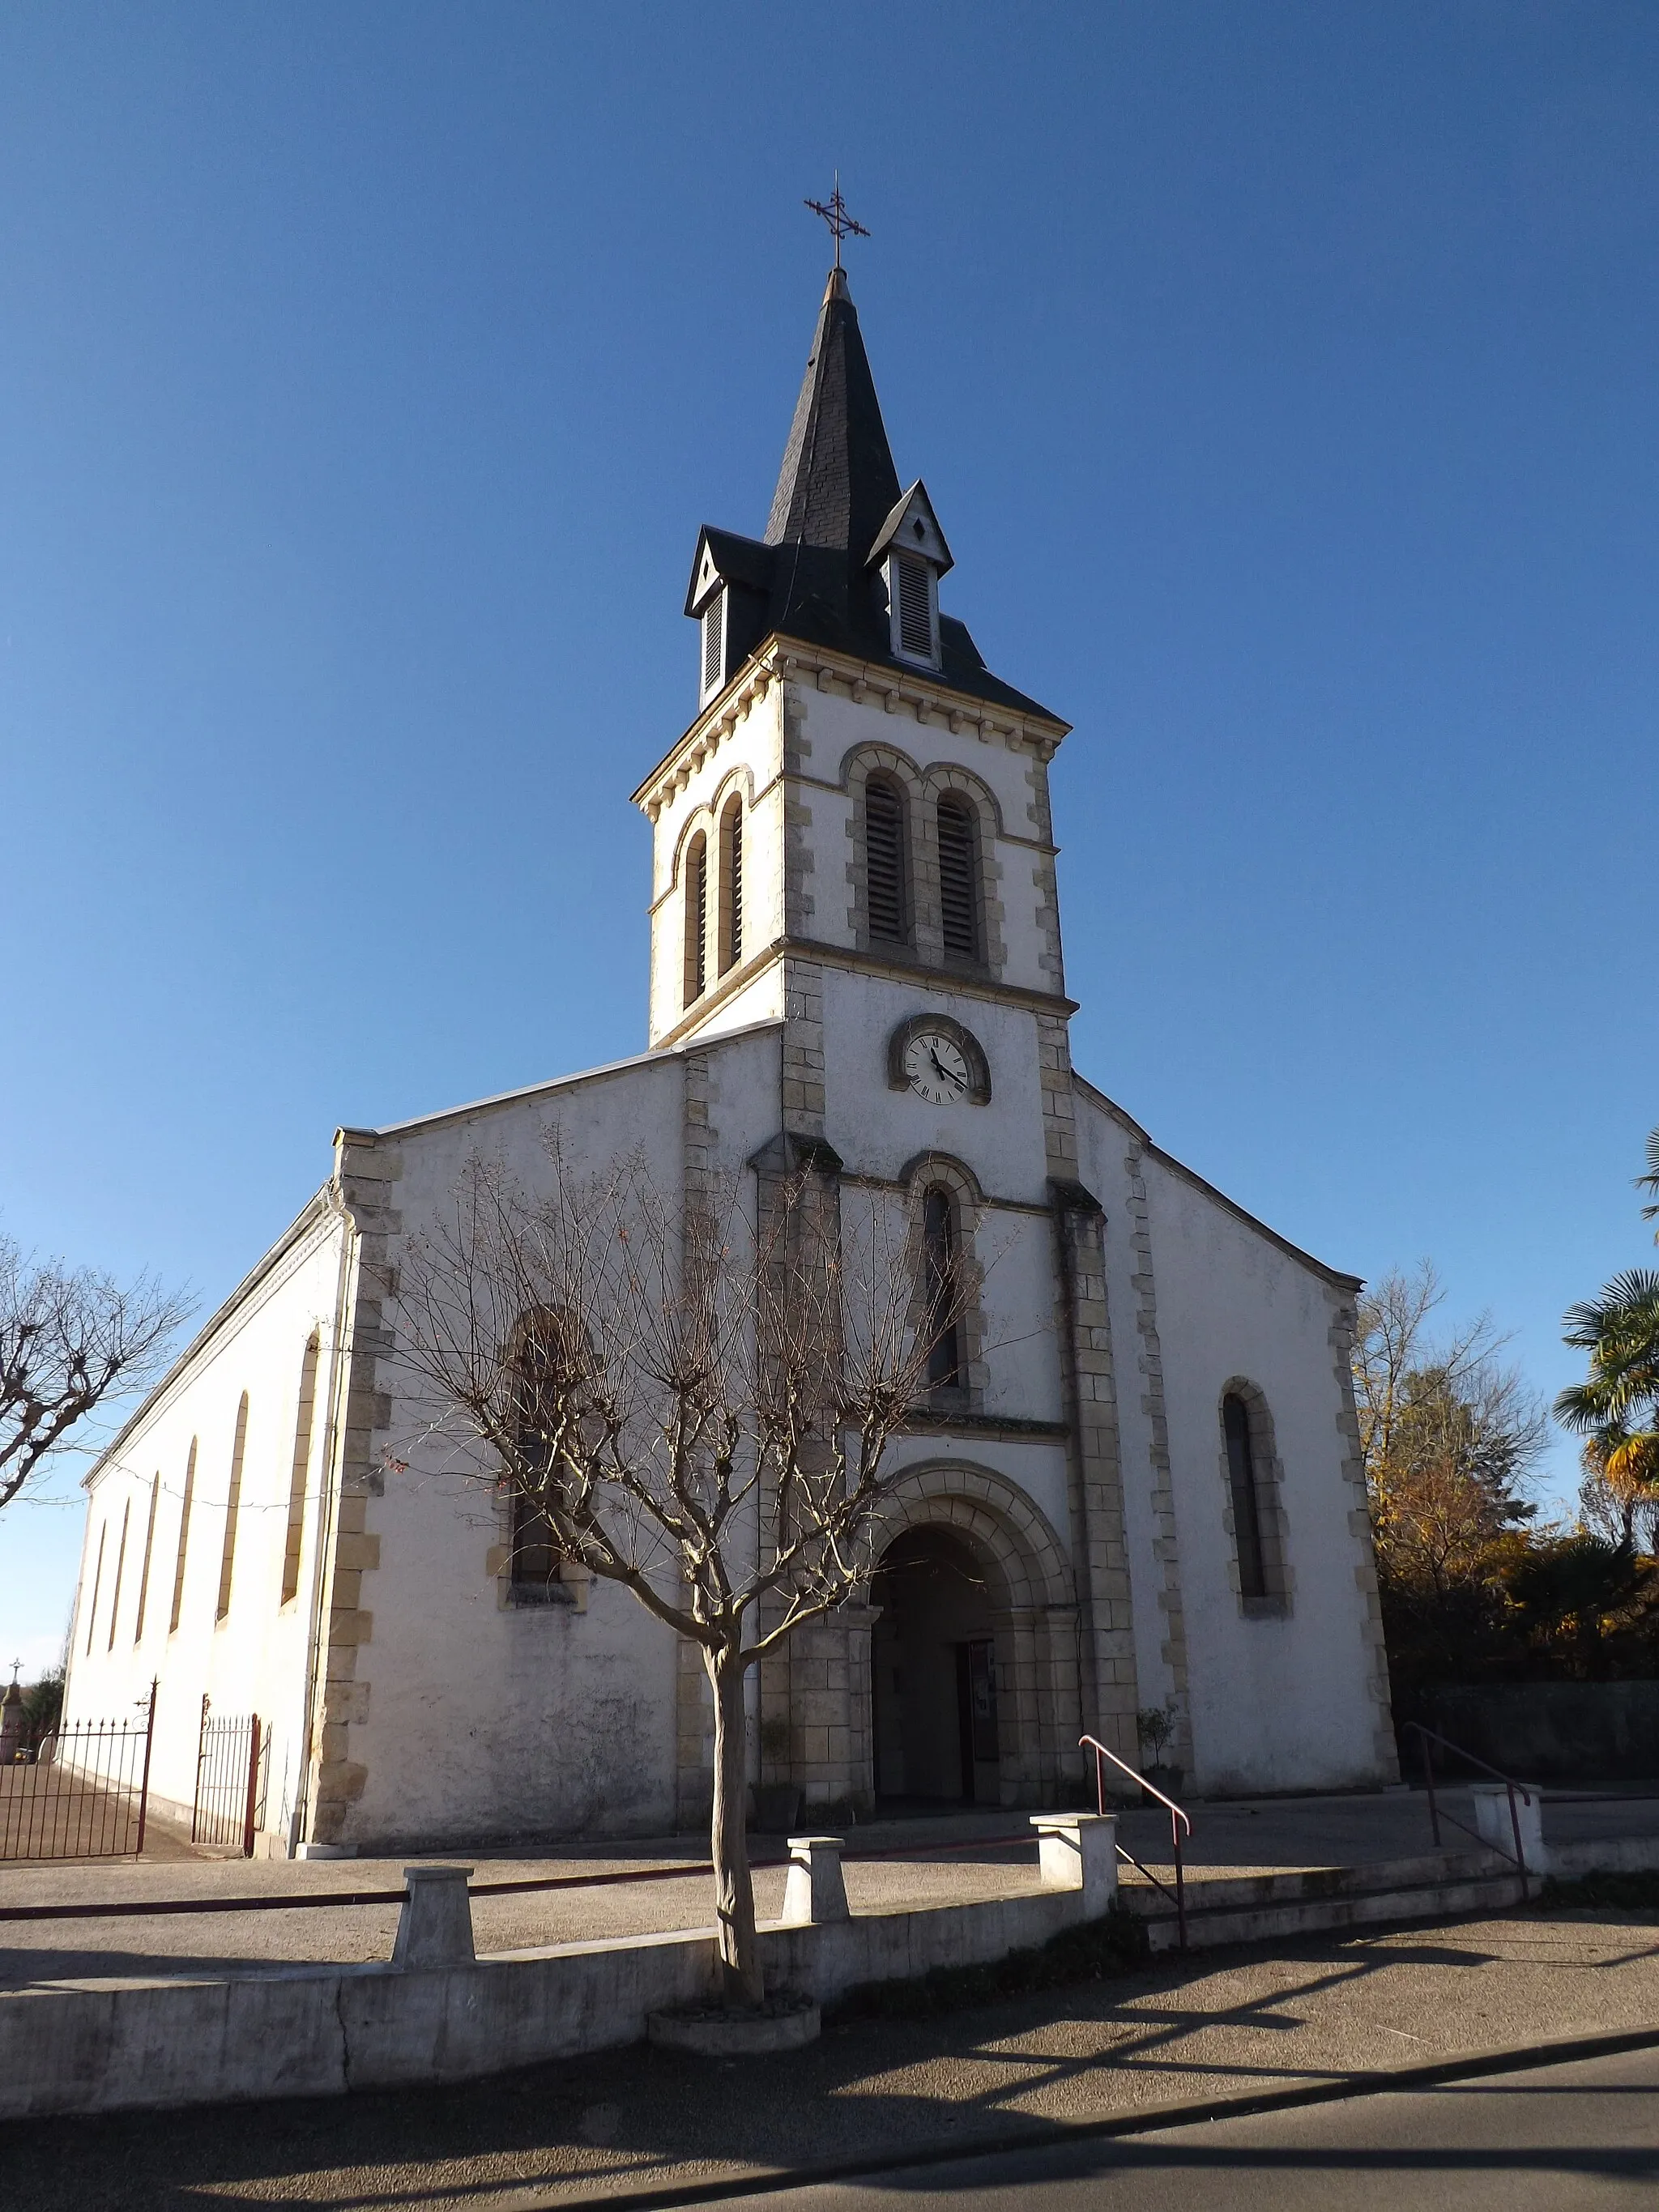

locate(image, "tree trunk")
[[707, 1644, 762, 2006]]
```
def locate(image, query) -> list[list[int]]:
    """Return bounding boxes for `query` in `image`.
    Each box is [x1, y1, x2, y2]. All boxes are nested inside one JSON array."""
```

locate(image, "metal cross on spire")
[[804, 176, 869, 269]]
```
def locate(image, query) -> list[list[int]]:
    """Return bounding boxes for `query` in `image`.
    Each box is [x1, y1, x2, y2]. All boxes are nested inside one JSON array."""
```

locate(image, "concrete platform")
[[2, 1788, 1657, 1990]]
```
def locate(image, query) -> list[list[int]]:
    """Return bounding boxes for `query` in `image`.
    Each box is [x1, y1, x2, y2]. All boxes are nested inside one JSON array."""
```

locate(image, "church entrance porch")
[[870, 1527, 1004, 1807]]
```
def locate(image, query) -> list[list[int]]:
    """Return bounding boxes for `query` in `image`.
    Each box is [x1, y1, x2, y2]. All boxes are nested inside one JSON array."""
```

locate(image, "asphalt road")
[[752, 2044, 1659, 2212]]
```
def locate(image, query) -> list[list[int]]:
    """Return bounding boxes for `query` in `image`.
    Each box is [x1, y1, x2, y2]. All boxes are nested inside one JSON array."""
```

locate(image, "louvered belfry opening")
[[684, 833, 708, 1006], [864, 775, 909, 943], [701, 590, 725, 697], [721, 799, 743, 973], [937, 795, 979, 961], [894, 553, 933, 658]]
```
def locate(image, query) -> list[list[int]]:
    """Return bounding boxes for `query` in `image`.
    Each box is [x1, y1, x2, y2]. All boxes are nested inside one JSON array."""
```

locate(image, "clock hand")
[[928, 1046, 965, 1093]]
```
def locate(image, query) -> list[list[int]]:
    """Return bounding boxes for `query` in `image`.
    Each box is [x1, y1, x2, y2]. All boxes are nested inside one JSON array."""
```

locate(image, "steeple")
[[681, 266, 1061, 727], [765, 268, 902, 567]]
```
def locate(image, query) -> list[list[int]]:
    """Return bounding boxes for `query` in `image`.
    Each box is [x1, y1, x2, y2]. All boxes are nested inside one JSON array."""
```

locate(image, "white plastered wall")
[[1075, 1087, 1389, 1793], [335, 1022, 785, 1849], [62, 1206, 351, 1851]]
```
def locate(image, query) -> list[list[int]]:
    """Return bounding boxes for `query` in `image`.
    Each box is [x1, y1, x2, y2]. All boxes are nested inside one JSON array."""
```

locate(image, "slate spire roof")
[[684, 270, 1063, 727], [765, 267, 902, 565]]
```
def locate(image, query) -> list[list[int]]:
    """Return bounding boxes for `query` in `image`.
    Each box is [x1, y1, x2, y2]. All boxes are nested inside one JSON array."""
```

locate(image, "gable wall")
[[1074, 1087, 1394, 1794], [62, 1208, 350, 1853]]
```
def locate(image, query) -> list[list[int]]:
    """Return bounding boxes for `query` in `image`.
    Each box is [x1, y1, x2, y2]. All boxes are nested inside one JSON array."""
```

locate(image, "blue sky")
[[3, 2, 1657, 1673]]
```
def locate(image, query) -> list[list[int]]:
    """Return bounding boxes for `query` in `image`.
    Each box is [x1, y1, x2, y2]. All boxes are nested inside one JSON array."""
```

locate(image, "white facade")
[[63, 273, 1396, 1853]]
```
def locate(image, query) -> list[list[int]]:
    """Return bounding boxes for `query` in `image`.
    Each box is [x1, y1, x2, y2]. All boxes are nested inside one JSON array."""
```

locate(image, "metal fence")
[[192, 1698, 266, 1855], [0, 1683, 156, 1861]]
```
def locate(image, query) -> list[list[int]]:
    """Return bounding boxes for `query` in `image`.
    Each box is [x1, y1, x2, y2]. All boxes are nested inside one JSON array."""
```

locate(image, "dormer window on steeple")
[[700, 588, 726, 706], [891, 549, 936, 663], [869, 482, 951, 676]]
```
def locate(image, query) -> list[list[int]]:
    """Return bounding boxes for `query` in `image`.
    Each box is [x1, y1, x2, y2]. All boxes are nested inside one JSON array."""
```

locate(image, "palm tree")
[[1556, 1268, 1659, 1526], [1639, 1123, 1659, 1233]]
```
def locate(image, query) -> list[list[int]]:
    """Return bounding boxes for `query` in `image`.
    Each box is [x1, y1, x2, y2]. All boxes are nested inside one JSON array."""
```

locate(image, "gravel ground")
[[3, 1903, 1658, 2210]]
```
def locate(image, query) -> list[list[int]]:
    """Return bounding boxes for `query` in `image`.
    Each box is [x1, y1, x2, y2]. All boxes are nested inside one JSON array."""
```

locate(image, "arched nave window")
[[936, 792, 981, 962], [168, 1438, 198, 1634], [106, 1498, 131, 1652], [719, 794, 744, 975], [84, 1520, 107, 1656], [864, 774, 910, 945], [1222, 1390, 1273, 1604], [506, 1307, 581, 1601], [683, 832, 708, 1007], [215, 1395, 249, 1622], [133, 1474, 160, 1645], [280, 1334, 322, 1607]]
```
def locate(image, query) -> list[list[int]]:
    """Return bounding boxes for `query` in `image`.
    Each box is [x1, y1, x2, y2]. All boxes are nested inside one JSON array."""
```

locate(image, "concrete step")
[[1118, 1848, 1529, 1952]]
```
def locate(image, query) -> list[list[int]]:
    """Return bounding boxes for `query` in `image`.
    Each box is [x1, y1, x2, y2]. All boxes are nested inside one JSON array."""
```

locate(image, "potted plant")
[[1136, 1701, 1183, 1796]]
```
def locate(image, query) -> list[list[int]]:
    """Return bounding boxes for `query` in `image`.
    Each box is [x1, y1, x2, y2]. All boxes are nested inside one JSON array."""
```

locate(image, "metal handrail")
[[1081, 1732, 1192, 1952], [1403, 1720, 1535, 1903]]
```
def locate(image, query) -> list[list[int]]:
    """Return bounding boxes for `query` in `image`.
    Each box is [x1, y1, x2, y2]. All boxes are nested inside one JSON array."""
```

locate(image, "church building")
[[64, 266, 1397, 1854]]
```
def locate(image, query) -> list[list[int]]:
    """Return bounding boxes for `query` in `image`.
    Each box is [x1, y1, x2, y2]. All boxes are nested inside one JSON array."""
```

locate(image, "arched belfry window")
[[1223, 1392, 1269, 1603], [865, 775, 910, 945], [719, 795, 744, 975], [683, 832, 708, 1008], [936, 795, 980, 962], [921, 1186, 962, 1392]]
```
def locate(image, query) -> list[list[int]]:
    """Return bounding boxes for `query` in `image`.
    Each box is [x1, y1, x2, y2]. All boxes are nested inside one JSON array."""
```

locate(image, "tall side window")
[[921, 1186, 962, 1392], [168, 1438, 197, 1633], [936, 795, 981, 962], [683, 832, 708, 1007], [134, 1474, 160, 1645], [507, 1309, 579, 1601], [719, 795, 744, 974], [107, 1499, 131, 1652], [215, 1395, 249, 1622], [1222, 1392, 1268, 1601], [864, 775, 910, 944], [280, 1334, 321, 1606], [84, 1520, 108, 1656]]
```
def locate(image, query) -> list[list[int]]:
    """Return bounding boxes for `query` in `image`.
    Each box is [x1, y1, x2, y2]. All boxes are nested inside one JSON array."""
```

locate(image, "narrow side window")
[[215, 1396, 249, 1622], [719, 796, 744, 974], [85, 1520, 108, 1656], [865, 775, 909, 944], [280, 1334, 321, 1606], [1223, 1392, 1267, 1601], [507, 1309, 581, 1603], [683, 832, 708, 1006], [936, 794, 980, 961], [168, 1438, 197, 1634], [922, 1186, 962, 1392], [134, 1474, 160, 1644], [106, 1498, 131, 1652]]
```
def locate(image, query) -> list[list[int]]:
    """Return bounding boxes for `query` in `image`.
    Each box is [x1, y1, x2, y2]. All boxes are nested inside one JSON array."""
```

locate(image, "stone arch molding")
[[667, 762, 756, 891], [872, 1459, 1076, 1615], [839, 740, 1004, 978]]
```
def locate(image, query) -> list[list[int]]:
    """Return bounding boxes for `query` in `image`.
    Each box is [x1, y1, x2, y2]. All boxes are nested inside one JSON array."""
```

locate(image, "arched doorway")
[[870, 1526, 1002, 1806]]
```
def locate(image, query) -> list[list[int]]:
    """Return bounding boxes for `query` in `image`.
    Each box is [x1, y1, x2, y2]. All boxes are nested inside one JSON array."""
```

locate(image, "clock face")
[[903, 1029, 972, 1106]]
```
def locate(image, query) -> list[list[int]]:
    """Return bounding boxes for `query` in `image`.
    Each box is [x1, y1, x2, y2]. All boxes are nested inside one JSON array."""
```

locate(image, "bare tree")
[[393, 1140, 966, 2009], [0, 1236, 190, 1511], [1354, 1262, 1546, 1592]]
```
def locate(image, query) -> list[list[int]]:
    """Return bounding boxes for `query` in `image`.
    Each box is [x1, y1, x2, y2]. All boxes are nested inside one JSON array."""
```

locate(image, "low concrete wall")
[[1425, 1683, 1659, 1782], [0, 1876, 1107, 2120]]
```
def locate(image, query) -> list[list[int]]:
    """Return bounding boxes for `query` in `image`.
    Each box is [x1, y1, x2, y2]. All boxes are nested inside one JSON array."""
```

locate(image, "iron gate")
[[192, 1697, 266, 1855], [0, 1682, 156, 1860]]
